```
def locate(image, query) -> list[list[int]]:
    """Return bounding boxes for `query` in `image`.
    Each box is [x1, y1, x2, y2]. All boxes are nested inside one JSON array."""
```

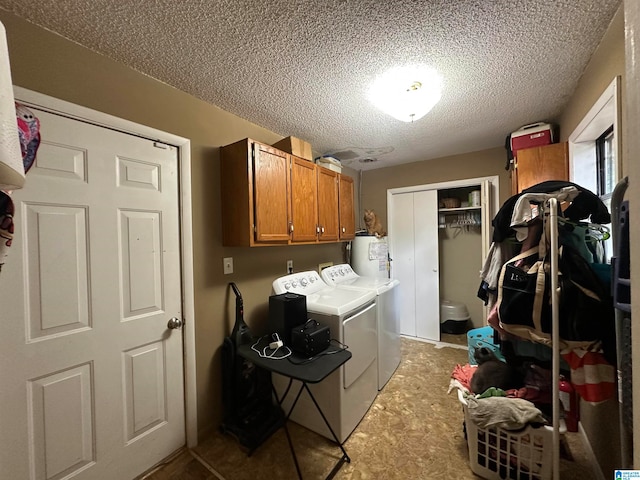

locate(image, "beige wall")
[[555, 5, 625, 476], [361, 147, 509, 226], [0, 11, 356, 438], [558, 6, 626, 148]]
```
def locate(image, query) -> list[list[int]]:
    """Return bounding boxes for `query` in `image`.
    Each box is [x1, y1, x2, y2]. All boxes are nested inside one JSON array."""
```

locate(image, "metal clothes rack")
[[545, 197, 561, 480]]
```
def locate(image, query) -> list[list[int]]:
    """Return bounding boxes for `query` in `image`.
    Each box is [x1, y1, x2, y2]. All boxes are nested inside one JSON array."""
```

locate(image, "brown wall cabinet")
[[290, 156, 319, 242], [221, 138, 355, 246], [339, 175, 355, 240], [317, 167, 340, 242], [511, 142, 569, 194]]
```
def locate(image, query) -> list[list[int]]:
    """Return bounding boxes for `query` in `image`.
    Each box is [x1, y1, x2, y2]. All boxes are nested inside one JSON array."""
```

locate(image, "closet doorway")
[[388, 176, 499, 341]]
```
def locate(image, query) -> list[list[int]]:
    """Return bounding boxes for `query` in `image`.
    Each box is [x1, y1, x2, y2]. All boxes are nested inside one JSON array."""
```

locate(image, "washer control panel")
[[321, 264, 359, 285], [272, 270, 325, 295]]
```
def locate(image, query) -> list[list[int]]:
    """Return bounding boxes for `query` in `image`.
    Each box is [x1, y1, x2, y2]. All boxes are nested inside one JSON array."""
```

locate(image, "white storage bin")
[[440, 300, 469, 334], [458, 390, 553, 480], [315, 155, 342, 173]]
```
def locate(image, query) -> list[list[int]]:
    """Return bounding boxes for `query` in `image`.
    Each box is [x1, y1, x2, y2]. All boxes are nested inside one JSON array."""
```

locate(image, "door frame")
[[13, 86, 198, 448]]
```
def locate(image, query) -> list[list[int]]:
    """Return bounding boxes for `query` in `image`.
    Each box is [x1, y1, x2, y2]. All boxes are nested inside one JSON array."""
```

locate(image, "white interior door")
[[413, 189, 440, 340], [0, 109, 185, 479], [389, 189, 440, 340], [389, 191, 417, 336]]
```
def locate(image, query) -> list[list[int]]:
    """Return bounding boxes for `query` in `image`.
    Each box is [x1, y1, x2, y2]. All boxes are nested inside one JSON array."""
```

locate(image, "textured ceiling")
[[0, 0, 622, 170]]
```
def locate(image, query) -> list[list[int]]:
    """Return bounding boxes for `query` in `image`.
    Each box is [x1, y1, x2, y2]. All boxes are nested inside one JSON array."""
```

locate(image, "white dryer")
[[322, 264, 401, 390], [272, 271, 377, 443]]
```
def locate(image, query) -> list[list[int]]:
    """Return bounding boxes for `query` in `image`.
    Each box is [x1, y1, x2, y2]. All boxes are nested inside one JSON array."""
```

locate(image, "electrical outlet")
[[318, 262, 333, 273], [223, 257, 233, 275], [287, 260, 293, 273]]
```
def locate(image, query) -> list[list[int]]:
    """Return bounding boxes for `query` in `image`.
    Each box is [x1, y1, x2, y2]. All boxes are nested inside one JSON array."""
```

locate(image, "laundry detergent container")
[[439, 300, 469, 334]]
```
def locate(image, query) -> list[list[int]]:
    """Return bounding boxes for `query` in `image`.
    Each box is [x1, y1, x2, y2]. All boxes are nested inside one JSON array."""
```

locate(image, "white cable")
[[251, 334, 292, 359]]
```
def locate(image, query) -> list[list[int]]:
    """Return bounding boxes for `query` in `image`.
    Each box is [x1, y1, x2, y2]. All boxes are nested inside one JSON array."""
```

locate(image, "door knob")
[[167, 317, 183, 329]]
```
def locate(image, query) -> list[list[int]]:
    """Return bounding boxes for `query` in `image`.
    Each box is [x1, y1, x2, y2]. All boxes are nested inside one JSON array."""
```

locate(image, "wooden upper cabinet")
[[220, 138, 356, 246], [220, 139, 290, 246], [290, 156, 319, 242], [253, 143, 291, 243], [317, 166, 339, 241], [339, 174, 355, 240], [512, 142, 569, 194]]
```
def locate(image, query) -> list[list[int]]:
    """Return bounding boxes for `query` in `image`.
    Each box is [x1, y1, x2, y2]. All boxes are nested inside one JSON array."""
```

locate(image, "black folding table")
[[237, 342, 352, 479]]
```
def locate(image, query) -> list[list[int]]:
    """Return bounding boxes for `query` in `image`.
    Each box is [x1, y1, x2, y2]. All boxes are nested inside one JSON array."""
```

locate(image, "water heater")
[[351, 235, 389, 279]]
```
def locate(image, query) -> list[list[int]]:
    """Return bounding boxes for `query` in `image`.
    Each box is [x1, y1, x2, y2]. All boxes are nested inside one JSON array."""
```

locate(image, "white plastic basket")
[[458, 390, 553, 480]]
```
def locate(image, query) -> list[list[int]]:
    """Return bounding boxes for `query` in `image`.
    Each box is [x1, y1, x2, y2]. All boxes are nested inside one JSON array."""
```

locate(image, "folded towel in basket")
[[466, 395, 547, 430]]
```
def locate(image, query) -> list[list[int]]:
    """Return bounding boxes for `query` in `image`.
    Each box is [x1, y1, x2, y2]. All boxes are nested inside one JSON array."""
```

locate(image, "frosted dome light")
[[368, 65, 443, 122]]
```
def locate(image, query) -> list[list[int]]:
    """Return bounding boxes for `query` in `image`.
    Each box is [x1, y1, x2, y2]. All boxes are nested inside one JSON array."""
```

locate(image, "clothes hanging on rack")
[[492, 180, 611, 242], [478, 183, 616, 406], [510, 186, 579, 241]]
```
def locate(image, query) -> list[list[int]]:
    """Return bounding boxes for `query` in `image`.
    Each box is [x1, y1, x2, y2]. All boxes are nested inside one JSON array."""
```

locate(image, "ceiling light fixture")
[[368, 65, 443, 122]]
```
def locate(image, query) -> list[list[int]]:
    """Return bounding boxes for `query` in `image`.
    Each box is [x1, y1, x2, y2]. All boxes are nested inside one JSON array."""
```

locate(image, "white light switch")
[[223, 257, 233, 274]]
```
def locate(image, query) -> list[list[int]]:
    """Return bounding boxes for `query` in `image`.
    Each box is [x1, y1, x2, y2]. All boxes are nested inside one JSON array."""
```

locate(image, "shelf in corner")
[[438, 206, 482, 213]]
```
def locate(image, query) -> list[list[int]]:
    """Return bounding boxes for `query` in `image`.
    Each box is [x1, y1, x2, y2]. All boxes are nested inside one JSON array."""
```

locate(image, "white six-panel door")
[[0, 109, 185, 479]]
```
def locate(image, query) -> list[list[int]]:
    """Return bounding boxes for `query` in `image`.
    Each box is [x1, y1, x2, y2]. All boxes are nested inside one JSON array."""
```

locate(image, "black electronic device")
[[268, 292, 307, 345], [291, 320, 331, 357]]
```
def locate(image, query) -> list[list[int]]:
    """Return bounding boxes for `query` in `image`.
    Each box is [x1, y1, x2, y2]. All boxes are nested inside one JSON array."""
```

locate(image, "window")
[[596, 125, 616, 197], [595, 125, 615, 261], [569, 77, 620, 264]]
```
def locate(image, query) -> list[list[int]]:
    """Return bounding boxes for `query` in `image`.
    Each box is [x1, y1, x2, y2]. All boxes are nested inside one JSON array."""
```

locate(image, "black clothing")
[[492, 181, 611, 242]]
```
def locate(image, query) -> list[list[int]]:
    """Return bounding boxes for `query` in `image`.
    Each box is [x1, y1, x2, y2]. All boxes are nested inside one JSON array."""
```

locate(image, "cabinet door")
[[514, 142, 569, 193], [339, 175, 355, 240], [290, 157, 319, 242], [317, 167, 339, 241], [253, 143, 291, 243]]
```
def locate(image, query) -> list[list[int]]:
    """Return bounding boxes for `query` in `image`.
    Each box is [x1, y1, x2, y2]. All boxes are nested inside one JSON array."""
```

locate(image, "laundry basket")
[[467, 326, 505, 365], [458, 390, 553, 480]]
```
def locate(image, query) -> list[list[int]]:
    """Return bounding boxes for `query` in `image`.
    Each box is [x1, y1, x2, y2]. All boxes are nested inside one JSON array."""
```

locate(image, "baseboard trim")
[[401, 334, 469, 350]]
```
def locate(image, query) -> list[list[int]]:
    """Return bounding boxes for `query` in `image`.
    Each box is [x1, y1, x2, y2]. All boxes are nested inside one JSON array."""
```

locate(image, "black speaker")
[[268, 293, 307, 345]]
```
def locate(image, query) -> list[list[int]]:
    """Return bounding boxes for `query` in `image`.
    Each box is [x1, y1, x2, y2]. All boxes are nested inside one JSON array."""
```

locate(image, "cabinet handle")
[[316, 225, 320, 233], [289, 222, 294, 233], [342, 227, 345, 233], [321, 226, 325, 234]]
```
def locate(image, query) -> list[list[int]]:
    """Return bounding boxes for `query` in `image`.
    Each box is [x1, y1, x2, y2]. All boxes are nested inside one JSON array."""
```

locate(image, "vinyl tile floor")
[[143, 334, 597, 480]]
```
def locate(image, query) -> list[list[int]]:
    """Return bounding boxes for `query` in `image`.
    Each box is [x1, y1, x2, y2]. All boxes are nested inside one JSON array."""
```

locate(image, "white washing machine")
[[272, 271, 377, 443], [321, 264, 401, 390]]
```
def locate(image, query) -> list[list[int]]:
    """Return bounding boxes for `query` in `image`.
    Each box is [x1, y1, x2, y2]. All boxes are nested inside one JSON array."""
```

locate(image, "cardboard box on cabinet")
[[272, 136, 313, 161]]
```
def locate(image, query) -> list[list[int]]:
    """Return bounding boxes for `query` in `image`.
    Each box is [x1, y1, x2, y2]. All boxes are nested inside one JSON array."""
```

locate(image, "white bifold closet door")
[[389, 189, 440, 340]]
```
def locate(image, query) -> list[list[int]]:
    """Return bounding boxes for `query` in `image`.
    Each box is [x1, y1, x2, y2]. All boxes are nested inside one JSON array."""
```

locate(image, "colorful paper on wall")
[[0, 20, 23, 191]]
